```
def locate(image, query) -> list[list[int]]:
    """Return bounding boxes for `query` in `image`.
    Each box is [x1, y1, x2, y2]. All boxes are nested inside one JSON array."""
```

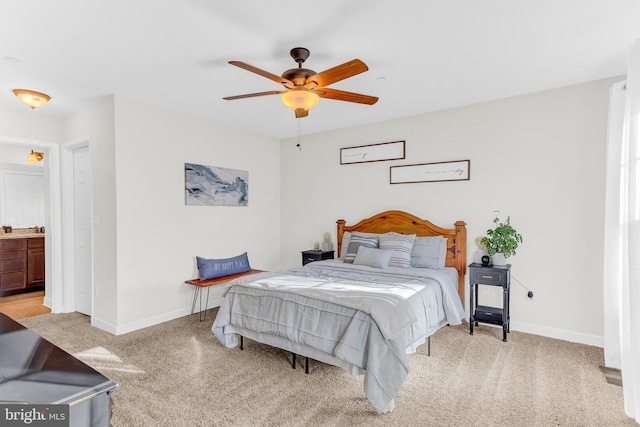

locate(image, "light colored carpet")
[[19, 310, 634, 427]]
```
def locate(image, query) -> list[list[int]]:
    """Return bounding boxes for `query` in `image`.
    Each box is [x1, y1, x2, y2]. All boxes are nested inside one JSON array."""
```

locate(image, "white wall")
[[0, 144, 46, 167], [0, 107, 62, 143], [82, 96, 280, 332], [0, 146, 45, 226], [63, 96, 118, 326], [280, 76, 620, 346]]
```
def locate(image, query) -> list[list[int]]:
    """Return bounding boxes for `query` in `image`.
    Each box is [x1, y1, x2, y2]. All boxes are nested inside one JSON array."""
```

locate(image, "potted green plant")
[[480, 214, 523, 265]]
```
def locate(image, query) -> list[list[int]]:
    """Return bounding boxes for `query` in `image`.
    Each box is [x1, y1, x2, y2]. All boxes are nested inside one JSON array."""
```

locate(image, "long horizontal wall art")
[[185, 163, 248, 206], [390, 160, 470, 184], [340, 140, 405, 165]]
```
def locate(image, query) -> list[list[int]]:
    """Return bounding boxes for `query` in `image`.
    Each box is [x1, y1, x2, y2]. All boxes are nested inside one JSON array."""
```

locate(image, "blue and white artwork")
[[185, 163, 248, 206]]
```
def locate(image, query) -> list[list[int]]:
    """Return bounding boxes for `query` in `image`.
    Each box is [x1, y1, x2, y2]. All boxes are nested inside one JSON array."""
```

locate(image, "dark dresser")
[[0, 313, 117, 426]]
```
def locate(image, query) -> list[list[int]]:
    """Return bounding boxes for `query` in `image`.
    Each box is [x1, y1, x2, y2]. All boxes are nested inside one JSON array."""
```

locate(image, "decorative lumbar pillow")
[[411, 236, 447, 269], [196, 252, 251, 280], [353, 246, 393, 269], [343, 232, 379, 263], [379, 232, 416, 268]]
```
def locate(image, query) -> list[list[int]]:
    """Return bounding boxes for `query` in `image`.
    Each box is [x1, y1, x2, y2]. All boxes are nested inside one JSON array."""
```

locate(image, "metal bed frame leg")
[[240, 336, 243, 350], [291, 354, 309, 373], [427, 336, 431, 356]]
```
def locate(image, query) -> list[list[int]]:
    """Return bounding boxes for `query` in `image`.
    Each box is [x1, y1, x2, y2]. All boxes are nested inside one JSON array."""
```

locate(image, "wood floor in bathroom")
[[0, 291, 50, 320]]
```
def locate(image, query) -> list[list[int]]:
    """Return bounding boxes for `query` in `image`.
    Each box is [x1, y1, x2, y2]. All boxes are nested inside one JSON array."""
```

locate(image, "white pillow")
[[411, 236, 447, 269], [353, 246, 393, 269], [379, 232, 416, 268]]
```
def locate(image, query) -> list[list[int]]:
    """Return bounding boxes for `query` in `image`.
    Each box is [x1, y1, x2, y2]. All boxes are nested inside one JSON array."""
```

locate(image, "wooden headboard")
[[336, 210, 467, 303]]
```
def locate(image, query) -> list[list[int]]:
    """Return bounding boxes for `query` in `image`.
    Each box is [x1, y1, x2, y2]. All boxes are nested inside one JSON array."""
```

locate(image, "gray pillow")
[[344, 232, 379, 263], [411, 236, 447, 269], [353, 246, 393, 269], [379, 232, 416, 268], [340, 231, 380, 260]]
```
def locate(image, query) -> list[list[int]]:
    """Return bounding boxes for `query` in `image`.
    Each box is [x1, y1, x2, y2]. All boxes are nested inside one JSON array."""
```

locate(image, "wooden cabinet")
[[27, 238, 45, 287], [0, 237, 44, 297], [0, 239, 27, 294]]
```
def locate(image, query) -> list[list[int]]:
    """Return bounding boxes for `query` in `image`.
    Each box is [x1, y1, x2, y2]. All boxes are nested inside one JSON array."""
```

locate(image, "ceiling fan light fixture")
[[13, 89, 51, 110], [27, 150, 44, 163], [281, 89, 319, 111]]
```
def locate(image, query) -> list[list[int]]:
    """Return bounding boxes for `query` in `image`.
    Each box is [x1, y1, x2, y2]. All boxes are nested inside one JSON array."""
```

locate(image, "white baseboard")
[[90, 297, 226, 336], [91, 316, 118, 335], [510, 320, 603, 348], [89, 300, 603, 346], [43, 296, 52, 309]]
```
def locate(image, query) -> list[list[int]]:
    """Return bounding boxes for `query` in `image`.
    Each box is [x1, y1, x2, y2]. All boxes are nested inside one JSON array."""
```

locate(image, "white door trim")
[[0, 134, 62, 312], [62, 137, 92, 314]]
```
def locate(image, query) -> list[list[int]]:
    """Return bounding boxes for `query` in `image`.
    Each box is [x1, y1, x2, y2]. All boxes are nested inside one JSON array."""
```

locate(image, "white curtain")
[[604, 40, 640, 423]]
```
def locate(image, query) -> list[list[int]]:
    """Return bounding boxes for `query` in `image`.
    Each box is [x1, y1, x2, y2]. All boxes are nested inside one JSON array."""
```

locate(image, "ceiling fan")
[[223, 47, 379, 118]]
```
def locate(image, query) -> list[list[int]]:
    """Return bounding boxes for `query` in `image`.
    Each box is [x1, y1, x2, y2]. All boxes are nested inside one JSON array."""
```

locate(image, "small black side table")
[[301, 250, 334, 266], [469, 262, 511, 342]]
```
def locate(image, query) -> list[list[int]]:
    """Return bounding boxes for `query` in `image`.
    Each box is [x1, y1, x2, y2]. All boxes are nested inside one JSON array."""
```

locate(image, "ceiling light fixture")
[[27, 150, 44, 163], [13, 89, 51, 110], [281, 89, 319, 118]]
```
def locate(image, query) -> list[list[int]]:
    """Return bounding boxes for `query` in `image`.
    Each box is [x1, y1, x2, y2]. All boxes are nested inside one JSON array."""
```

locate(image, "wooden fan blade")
[[306, 59, 369, 87], [229, 61, 293, 86], [318, 88, 378, 105], [223, 90, 285, 100]]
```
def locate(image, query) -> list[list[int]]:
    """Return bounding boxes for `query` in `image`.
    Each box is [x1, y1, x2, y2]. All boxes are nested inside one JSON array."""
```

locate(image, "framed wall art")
[[185, 163, 248, 206], [340, 140, 405, 165], [390, 160, 470, 184]]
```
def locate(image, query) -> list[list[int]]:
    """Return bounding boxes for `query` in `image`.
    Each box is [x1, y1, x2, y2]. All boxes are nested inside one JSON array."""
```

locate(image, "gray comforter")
[[211, 260, 465, 413]]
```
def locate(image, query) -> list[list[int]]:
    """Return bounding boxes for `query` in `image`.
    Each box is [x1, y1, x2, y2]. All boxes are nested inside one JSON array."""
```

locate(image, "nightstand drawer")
[[301, 250, 334, 266], [471, 268, 507, 286], [474, 305, 504, 324]]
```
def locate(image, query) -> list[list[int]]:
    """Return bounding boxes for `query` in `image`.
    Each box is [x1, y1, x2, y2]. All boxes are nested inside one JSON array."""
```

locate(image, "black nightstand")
[[301, 250, 334, 266], [469, 262, 511, 342]]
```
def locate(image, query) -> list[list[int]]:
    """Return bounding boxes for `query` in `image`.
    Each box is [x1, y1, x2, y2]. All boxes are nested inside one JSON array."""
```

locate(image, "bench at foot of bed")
[[185, 269, 264, 321]]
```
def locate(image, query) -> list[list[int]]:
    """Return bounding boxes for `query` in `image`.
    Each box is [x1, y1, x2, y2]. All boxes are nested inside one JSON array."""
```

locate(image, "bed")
[[211, 210, 467, 413]]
